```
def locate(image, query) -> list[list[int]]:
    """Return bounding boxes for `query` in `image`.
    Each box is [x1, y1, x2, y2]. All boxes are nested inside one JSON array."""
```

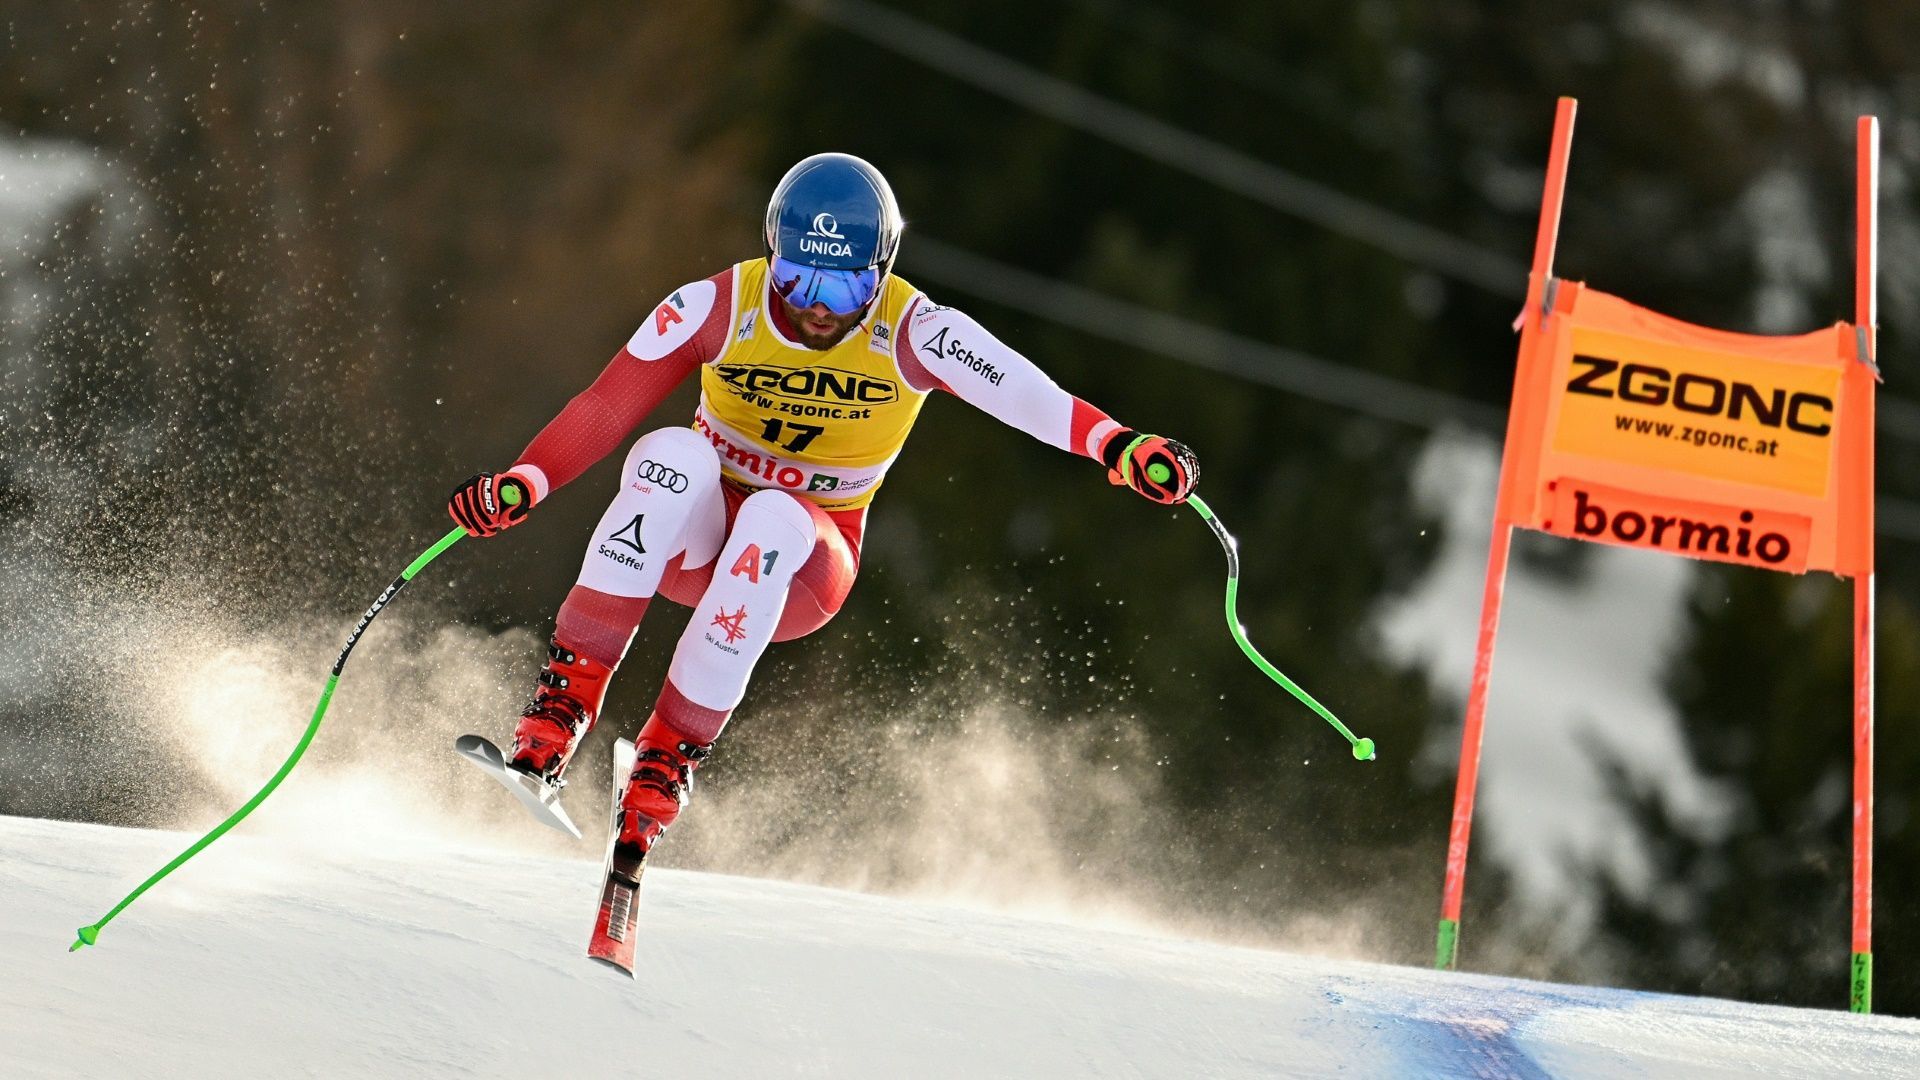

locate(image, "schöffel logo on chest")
[[715, 363, 899, 407]]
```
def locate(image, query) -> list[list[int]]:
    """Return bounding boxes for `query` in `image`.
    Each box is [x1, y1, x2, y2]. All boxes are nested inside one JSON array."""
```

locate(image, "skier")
[[448, 153, 1198, 863]]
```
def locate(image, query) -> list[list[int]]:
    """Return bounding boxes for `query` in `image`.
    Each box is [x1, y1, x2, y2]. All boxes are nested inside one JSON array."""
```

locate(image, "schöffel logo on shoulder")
[[1565, 356, 1833, 436], [919, 325, 1004, 386], [800, 213, 854, 259], [715, 363, 898, 405]]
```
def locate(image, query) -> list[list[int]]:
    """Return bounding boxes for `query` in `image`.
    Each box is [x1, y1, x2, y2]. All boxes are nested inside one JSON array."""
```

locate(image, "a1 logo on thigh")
[[728, 544, 780, 583]]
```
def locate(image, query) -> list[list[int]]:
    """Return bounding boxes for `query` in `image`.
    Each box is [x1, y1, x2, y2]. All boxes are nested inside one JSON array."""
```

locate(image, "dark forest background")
[[5, 0, 1920, 1015]]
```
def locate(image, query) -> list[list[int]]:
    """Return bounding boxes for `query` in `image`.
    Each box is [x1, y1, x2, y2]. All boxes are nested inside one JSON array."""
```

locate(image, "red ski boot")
[[509, 638, 615, 783], [615, 711, 713, 856]]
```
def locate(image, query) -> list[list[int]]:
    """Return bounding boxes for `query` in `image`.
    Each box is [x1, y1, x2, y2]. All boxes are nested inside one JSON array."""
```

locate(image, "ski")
[[587, 738, 644, 976], [452, 733, 582, 840]]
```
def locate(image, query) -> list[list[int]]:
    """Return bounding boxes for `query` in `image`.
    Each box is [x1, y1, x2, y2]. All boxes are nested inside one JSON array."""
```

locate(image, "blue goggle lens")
[[769, 257, 881, 315]]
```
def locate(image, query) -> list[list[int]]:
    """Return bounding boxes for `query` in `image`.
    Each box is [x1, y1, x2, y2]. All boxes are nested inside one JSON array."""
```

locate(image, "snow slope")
[[6, 815, 1916, 1079]]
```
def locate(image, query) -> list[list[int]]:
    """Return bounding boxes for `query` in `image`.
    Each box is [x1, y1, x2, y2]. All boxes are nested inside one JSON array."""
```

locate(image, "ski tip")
[[453, 733, 495, 756], [518, 777, 583, 840], [586, 954, 638, 979], [456, 734, 584, 840], [548, 810, 584, 841], [70, 924, 99, 952]]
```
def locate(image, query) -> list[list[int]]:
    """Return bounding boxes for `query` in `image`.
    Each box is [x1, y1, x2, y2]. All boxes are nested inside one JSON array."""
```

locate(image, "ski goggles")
[[769, 256, 882, 316]]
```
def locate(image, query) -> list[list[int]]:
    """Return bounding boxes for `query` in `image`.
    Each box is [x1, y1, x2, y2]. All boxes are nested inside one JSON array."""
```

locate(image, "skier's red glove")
[[1102, 430, 1199, 505], [447, 470, 536, 537]]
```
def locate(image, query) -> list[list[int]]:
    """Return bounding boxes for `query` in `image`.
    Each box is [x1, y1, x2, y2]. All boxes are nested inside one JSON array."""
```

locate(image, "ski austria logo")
[[634, 459, 689, 493], [706, 604, 749, 653], [711, 605, 749, 644], [800, 212, 853, 259]]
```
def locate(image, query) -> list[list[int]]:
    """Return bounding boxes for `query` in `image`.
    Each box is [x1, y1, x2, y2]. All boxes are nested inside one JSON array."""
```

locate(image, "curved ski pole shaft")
[[1185, 495, 1375, 761], [70, 515, 483, 952]]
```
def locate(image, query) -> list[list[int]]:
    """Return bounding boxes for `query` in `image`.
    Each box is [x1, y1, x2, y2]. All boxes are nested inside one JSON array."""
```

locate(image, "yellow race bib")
[[695, 259, 927, 510]]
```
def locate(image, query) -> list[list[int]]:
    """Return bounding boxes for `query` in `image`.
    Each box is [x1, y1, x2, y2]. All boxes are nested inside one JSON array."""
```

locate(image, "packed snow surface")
[[5, 815, 1916, 1078]]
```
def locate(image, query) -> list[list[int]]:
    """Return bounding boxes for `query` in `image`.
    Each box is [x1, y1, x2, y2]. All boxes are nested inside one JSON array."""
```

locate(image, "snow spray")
[[1183, 491, 1376, 762], [67, 491, 515, 952]]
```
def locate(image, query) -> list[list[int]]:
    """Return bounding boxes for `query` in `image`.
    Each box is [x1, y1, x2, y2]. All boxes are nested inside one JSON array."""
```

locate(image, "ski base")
[[587, 738, 644, 976], [453, 733, 582, 840]]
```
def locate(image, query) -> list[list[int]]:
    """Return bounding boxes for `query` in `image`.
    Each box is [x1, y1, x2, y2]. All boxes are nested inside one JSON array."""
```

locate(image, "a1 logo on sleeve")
[[654, 295, 685, 334], [625, 278, 717, 361]]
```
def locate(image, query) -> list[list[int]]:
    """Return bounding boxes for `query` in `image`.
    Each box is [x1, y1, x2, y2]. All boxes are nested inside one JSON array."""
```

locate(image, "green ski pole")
[[69, 490, 515, 952], [1182, 488, 1375, 762]]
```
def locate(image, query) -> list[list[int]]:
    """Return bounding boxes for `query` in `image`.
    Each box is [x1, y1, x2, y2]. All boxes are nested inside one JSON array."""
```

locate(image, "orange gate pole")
[[1849, 114, 1878, 1014], [1436, 97, 1577, 969]]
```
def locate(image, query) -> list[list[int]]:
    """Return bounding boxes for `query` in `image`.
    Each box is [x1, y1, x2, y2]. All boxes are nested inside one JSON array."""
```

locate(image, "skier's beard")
[[778, 296, 866, 351]]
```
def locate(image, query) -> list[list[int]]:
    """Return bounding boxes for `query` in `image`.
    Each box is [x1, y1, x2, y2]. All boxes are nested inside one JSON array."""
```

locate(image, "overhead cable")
[[902, 235, 1920, 542], [794, 0, 1920, 443], [788, 0, 1528, 296]]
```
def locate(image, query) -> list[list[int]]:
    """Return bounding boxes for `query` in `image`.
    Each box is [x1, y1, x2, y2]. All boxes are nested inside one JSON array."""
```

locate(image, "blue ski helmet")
[[764, 153, 903, 315]]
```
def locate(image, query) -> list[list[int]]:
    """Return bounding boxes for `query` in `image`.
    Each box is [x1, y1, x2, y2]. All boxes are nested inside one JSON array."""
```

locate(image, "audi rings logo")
[[636, 459, 689, 492]]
